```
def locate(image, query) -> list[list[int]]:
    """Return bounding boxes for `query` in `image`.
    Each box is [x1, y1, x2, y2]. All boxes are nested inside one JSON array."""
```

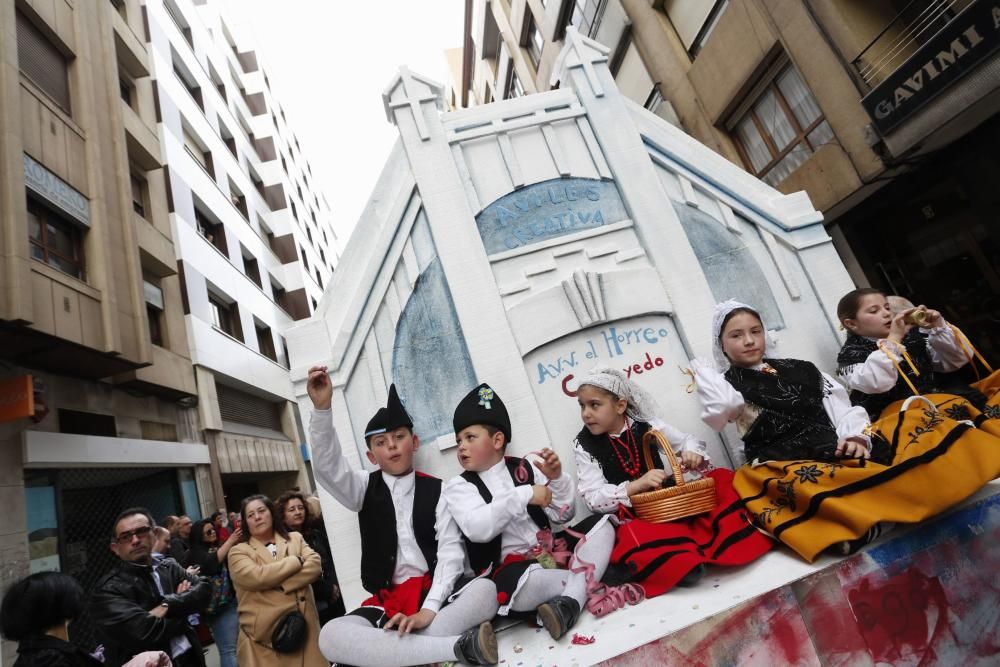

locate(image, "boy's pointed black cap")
[[453, 382, 511, 443], [364, 407, 389, 440], [385, 383, 413, 431]]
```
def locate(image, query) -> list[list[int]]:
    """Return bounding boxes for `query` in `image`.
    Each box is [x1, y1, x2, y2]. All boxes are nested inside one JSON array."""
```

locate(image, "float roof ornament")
[[550, 26, 611, 97], [382, 65, 445, 141]]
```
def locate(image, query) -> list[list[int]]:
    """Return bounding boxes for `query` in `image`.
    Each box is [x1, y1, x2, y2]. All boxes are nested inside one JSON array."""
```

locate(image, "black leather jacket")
[[89, 558, 210, 667], [13, 635, 102, 667]]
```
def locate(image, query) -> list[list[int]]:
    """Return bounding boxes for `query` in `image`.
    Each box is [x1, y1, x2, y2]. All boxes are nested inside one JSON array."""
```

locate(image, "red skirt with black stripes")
[[610, 468, 772, 598]]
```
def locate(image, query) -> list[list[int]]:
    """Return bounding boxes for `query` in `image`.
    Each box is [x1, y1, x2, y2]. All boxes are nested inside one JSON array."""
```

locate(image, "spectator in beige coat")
[[228, 494, 326, 667]]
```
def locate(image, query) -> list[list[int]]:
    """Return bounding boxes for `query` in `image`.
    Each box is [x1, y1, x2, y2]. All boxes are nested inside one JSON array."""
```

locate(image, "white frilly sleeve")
[[648, 417, 709, 461], [573, 441, 632, 512], [821, 372, 871, 444], [690, 358, 745, 432], [926, 321, 971, 372], [837, 340, 902, 395]]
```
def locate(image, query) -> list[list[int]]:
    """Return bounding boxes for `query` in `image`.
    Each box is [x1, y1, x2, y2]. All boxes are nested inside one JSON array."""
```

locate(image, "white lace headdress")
[[712, 299, 768, 370], [575, 366, 661, 422]]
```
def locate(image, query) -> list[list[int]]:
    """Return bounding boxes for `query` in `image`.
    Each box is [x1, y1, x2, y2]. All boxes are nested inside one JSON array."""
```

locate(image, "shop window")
[[730, 63, 834, 187], [16, 10, 72, 113], [27, 199, 85, 280], [208, 290, 243, 342], [58, 409, 116, 437], [144, 278, 166, 346]]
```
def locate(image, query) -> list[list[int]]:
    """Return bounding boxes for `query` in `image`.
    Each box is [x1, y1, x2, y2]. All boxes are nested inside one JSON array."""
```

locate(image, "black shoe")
[[454, 621, 498, 665], [678, 564, 706, 587], [536, 595, 581, 640]]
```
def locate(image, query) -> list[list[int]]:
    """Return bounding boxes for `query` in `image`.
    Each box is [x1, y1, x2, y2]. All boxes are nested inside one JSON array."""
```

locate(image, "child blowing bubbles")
[[572, 367, 771, 599]]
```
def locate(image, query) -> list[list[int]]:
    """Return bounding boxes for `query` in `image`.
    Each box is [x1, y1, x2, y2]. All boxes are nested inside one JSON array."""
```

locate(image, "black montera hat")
[[453, 383, 511, 443], [364, 384, 413, 442]]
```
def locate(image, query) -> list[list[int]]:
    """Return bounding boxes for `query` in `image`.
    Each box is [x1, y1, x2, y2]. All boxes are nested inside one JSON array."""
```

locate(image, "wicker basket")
[[629, 430, 716, 523]]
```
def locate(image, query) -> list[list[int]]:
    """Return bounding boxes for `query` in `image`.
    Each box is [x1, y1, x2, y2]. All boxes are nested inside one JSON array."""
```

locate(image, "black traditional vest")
[[358, 470, 441, 595], [725, 358, 840, 462], [461, 457, 550, 574], [575, 419, 662, 485], [837, 330, 984, 419]]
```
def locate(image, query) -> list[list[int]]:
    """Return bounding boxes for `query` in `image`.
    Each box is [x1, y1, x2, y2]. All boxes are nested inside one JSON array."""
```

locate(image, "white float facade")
[[287, 31, 856, 607]]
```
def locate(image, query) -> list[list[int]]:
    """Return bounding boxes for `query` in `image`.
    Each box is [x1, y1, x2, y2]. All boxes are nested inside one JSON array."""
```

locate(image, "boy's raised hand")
[[307, 365, 332, 410], [532, 448, 562, 480]]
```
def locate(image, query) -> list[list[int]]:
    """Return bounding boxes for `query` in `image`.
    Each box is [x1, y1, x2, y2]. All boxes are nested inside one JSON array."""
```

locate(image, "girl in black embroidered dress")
[[835, 289, 1000, 433], [692, 299, 1000, 562], [572, 367, 771, 600]]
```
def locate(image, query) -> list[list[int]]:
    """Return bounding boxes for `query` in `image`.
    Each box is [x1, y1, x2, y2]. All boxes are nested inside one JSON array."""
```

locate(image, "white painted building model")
[[286, 29, 856, 611]]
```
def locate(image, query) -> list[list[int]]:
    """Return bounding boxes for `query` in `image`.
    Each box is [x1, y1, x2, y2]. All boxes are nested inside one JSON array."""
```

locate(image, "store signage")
[[23, 154, 90, 227], [0, 375, 34, 423], [475, 178, 628, 254], [863, 2, 1000, 134]]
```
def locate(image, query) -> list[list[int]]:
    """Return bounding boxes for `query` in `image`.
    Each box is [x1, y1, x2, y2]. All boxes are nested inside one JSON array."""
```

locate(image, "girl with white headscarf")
[[690, 299, 1000, 562], [571, 367, 772, 599]]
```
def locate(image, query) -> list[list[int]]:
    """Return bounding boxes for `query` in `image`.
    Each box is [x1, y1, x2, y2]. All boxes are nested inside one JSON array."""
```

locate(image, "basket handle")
[[641, 430, 685, 489]]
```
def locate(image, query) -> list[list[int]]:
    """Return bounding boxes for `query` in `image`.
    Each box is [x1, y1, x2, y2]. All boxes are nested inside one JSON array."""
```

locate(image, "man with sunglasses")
[[91, 507, 211, 667]]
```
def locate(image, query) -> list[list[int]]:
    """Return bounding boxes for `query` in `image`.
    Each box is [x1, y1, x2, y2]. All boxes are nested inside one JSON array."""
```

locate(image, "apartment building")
[[145, 0, 341, 506], [0, 0, 213, 655], [456, 0, 1000, 360]]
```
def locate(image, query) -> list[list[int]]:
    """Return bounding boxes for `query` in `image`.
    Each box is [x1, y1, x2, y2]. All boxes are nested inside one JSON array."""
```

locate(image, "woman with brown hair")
[[276, 490, 345, 624], [228, 494, 326, 667]]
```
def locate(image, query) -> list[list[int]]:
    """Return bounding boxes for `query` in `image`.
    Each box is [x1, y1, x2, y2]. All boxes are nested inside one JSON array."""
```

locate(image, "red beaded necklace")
[[607, 421, 641, 478]]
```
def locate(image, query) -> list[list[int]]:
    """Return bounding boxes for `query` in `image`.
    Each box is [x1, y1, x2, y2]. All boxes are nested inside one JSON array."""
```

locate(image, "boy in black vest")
[[444, 383, 617, 641], [307, 366, 499, 666]]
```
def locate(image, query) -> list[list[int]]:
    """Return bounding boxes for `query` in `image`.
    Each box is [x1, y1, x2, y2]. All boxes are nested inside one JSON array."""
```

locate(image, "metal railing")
[[851, 0, 974, 88]]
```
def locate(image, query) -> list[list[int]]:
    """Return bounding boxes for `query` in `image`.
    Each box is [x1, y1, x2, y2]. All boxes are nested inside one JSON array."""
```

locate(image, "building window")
[[525, 14, 543, 68], [16, 10, 72, 113], [229, 180, 248, 220], [183, 126, 213, 176], [208, 291, 242, 341], [58, 409, 116, 437], [504, 68, 524, 99], [130, 171, 148, 218], [300, 245, 310, 271], [172, 56, 203, 111], [242, 250, 262, 288], [564, 0, 603, 39], [27, 199, 85, 280], [255, 321, 277, 362], [109, 0, 127, 19], [144, 278, 165, 346], [119, 76, 135, 108], [315, 267, 322, 288], [194, 207, 228, 255], [731, 64, 834, 187], [689, 1, 730, 58]]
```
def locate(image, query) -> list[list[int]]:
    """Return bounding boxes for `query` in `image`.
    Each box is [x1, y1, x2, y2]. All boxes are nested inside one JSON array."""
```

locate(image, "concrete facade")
[[145, 0, 343, 505], [287, 32, 856, 609], [0, 0, 209, 660]]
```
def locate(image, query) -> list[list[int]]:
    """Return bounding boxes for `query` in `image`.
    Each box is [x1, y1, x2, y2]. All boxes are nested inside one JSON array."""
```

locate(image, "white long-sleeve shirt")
[[691, 360, 870, 452], [573, 417, 710, 514], [442, 456, 575, 562], [308, 408, 464, 612], [837, 322, 970, 395]]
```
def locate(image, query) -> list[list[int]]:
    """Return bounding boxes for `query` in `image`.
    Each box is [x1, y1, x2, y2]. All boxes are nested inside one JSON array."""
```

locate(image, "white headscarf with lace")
[[712, 299, 769, 371], [576, 366, 662, 423]]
